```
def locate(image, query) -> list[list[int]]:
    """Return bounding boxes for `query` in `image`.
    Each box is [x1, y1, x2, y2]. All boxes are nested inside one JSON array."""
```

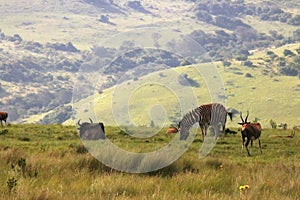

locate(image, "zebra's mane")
[[177, 107, 201, 140], [179, 107, 201, 128]]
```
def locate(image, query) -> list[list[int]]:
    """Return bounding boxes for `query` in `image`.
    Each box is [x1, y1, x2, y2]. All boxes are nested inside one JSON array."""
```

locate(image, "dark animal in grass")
[[225, 128, 237, 135], [268, 131, 296, 138], [238, 111, 262, 156], [0, 112, 8, 127], [77, 118, 105, 140]]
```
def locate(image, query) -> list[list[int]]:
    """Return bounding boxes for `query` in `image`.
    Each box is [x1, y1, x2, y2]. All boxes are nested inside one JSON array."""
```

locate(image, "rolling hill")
[[0, 0, 299, 126], [24, 44, 300, 129]]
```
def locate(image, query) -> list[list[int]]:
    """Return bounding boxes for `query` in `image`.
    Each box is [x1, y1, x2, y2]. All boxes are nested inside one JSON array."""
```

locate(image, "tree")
[[243, 61, 253, 67], [283, 49, 295, 57], [222, 60, 231, 67]]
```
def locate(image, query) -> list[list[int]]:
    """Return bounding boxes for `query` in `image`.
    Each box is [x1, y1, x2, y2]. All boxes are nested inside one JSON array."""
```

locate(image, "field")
[[0, 124, 299, 200]]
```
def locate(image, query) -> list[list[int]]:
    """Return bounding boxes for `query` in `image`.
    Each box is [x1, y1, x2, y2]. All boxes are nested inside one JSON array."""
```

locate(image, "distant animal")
[[268, 131, 295, 138], [225, 128, 237, 135], [77, 118, 105, 140], [238, 111, 262, 156], [0, 112, 8, 127], [166, 103, 233, 140]]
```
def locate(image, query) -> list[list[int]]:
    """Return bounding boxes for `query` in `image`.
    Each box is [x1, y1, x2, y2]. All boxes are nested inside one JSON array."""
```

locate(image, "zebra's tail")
[[227, 111, 233, 121]]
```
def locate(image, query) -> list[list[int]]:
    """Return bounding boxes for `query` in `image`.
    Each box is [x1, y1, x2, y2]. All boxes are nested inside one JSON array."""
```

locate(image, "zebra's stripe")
[[178, 103, 231, 140]]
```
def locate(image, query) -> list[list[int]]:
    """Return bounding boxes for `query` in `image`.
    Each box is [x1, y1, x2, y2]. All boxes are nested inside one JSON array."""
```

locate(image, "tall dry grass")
[[0, 124, 299, 199]]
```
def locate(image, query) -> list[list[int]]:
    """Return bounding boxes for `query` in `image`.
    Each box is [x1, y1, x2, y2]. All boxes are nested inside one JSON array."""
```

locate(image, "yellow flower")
[[219, 165, 223, 170], [239, 185, 250, 190]]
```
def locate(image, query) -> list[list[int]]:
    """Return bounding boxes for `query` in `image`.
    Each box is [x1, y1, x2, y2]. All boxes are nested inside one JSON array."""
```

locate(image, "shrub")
[[0, 129, 8, 135], [7, 177, 17, 194], [270, 119, 277, 129]]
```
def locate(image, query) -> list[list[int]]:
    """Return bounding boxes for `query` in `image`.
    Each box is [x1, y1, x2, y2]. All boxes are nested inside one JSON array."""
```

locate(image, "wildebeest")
[[0, 112, 8, 127], [238, 111, 262, 156], [77, 118, 105, 140]]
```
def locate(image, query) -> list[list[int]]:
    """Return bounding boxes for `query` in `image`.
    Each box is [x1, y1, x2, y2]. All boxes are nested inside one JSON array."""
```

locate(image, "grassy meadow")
[[0, 124, 299, 200]]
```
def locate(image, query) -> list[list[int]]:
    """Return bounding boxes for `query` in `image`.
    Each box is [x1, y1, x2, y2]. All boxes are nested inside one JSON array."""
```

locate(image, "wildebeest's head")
[[77, 118, 105, 140]]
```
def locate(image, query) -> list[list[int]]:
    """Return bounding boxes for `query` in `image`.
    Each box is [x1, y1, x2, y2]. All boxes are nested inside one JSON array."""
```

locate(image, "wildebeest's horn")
[[89, 118, 93, 123], [245, 110, 249, 123], [78, 119, 82, 126], [240, 112, 244, 123]]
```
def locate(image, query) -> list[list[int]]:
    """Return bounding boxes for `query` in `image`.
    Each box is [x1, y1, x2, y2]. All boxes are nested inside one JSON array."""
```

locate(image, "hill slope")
[[24, 44, 300, 129], [0, 0, 299, 124]]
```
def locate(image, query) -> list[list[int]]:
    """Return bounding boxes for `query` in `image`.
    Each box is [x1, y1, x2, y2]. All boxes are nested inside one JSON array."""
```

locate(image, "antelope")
[[238, 111, 262, 156]]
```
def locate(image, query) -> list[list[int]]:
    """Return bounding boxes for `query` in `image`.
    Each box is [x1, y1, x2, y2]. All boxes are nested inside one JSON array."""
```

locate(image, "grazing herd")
[[1, 101, 295, 157], [167, 103, 264, 156]]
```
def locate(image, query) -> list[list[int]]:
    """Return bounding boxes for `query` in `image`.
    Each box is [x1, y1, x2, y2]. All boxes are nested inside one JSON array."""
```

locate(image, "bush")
[[245, 73, 253, 78], [243, 61, 253, 67], [270, 119, 277, 129], [283, 49, 295, 57], [0, 129, 8, 135]]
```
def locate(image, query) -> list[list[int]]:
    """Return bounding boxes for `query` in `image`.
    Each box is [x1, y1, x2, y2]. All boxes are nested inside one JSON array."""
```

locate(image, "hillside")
[[24, 44, 300, 129], [0, 0, 299, 124], [69, 51, 300, 129]]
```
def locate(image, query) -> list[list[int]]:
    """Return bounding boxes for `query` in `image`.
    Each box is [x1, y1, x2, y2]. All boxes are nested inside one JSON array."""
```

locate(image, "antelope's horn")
[[89, 118, 93, 123], [240, 112, 244, 123], [245, 110, 249, 123]]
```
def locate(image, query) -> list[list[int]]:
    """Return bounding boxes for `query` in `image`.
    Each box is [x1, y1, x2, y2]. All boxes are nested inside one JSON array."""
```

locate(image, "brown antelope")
[[0, 112, 8, 127], [238, 111, 262, 156]]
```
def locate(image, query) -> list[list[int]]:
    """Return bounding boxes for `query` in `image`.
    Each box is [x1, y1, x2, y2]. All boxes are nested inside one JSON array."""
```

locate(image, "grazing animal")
[[238, 111, 262, 156], [167, 103, 233, 140], [0, 112, 8, 127], [225, 128, 237, 135], [77, 118, 105, 140], [268, 131, 295, 138]]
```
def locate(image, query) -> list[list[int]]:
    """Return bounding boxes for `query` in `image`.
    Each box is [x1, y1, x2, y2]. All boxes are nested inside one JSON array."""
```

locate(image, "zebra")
[[167, 103, 233, 140]]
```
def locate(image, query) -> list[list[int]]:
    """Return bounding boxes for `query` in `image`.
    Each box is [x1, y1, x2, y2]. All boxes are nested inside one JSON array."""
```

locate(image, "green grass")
[[68, 58, 300, 129], [0, 124, 299, 199]]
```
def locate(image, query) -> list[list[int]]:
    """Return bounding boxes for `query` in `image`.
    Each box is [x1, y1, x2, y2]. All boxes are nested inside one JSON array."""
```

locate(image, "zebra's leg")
[[199, 123, 205, 141], [213, 125, 219, 140]]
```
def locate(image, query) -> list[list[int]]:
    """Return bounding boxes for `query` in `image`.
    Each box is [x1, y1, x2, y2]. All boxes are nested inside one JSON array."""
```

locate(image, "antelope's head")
[[166, 124, 179, 134], [238, 111, 251, 131]]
